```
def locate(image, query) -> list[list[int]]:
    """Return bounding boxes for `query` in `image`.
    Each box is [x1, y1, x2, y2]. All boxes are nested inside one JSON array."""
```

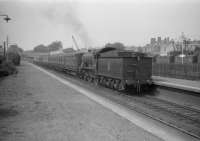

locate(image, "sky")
[[0, 0, 200, 50]]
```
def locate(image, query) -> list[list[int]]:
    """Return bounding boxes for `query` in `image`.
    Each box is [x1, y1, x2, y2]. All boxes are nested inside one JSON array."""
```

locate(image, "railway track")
[[36, 63, 200, 140], [137, 96, 200, 123], [100, 91, 200, 140]]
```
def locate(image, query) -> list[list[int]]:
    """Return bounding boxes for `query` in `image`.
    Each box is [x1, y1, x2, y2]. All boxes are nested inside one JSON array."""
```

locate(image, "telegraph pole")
[[180, 32, 186, 64], [0, 14, 11, 61], [6, 35, 9, 51], [3, 41, 6, 58]]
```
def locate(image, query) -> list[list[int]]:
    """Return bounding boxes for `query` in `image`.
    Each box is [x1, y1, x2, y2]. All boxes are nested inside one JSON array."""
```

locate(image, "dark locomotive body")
[[95, 47, 152, 92], [79, 51, 96, 81], [34, 47, 152, 93]]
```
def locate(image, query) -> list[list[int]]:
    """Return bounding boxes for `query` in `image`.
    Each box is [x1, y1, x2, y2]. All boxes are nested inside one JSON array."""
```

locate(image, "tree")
[[18, 47, 23, 53], [47, 41, 63, 52], [7, 44, 23, 54], [194, 46, 200, 56], [33, 41, 63, 53], [137, 47, 143, 52], [105, 42, 125, 50], [168, 50, 181, 56], [33, 44, 48, 52], [63, 48, 75, 53]]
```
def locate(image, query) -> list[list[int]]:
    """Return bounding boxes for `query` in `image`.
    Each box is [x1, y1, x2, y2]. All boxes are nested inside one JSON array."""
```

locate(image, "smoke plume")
[[43, 2, 91, 49]]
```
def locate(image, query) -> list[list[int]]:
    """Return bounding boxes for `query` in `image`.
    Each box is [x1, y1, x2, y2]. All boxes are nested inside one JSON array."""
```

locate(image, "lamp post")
[[0, 14, 11, 23], [0, 14, 11, 60], [180, 32, 186, 64]]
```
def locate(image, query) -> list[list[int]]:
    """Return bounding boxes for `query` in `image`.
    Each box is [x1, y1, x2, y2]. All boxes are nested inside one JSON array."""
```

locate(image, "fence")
[[153, 63, 200, 80]]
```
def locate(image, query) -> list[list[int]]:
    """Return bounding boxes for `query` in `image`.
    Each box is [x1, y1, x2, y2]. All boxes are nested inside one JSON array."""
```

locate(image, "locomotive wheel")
[[88, 76, 93, 82], [107, 79, 112, 88], [136, 83, 141, 94], [99, 77, 103, 85], [80, 73, 85, 80], [88, 76, 91, 82], [113, 80, 119, 90], [87, 75, 90, 81], [110, 80, 115, 89], [106, 79, 110, 87], [84, 75, 87, 81], [79, 74, 83, 79], [80, 75, 84, 80], [118, 81, 125, 91], [94, 78, 99, 86], [102, 78, 107, 86], [100, 77, 104, 85], [91, 77, 94, 83], [86, 76, 90, 81], [113, 80, 117, 90]]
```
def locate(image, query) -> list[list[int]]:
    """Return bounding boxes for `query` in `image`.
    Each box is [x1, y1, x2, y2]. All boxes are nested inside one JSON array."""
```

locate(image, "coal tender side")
[[95, 47, 152, 93]]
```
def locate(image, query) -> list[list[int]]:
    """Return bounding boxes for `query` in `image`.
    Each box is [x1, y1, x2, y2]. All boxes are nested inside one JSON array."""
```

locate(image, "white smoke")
[[42, 2, 91, 49]]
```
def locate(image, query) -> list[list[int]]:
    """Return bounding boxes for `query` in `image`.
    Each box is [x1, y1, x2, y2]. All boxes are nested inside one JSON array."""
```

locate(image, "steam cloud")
[[43, 2, 91, 49]]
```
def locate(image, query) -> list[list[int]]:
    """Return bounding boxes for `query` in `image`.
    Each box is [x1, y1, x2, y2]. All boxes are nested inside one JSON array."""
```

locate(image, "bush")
[[0, 61, 17, 77], [7, 51, 21, 66], [0, 56, 5, 64]]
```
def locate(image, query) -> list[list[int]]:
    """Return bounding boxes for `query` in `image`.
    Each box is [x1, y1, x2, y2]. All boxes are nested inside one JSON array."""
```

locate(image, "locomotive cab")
[[79, 50, 96, 81]]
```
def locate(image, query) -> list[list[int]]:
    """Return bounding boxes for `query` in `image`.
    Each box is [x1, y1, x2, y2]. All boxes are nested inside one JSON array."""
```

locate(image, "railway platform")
[[0, 61, 199, 141], [0, 61, 163, 141], [152, 76, 200, 93]]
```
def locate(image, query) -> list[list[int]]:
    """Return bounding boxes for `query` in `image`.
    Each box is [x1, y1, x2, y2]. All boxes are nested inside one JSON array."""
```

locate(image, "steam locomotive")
[[34, 46, 152, 93]]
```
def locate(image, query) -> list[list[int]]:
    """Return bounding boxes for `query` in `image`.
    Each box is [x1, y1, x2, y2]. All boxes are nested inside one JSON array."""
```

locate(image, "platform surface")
[[1, 62, 198, 141], [152, 76, 200, 93], [0, 62, 163, 141]]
